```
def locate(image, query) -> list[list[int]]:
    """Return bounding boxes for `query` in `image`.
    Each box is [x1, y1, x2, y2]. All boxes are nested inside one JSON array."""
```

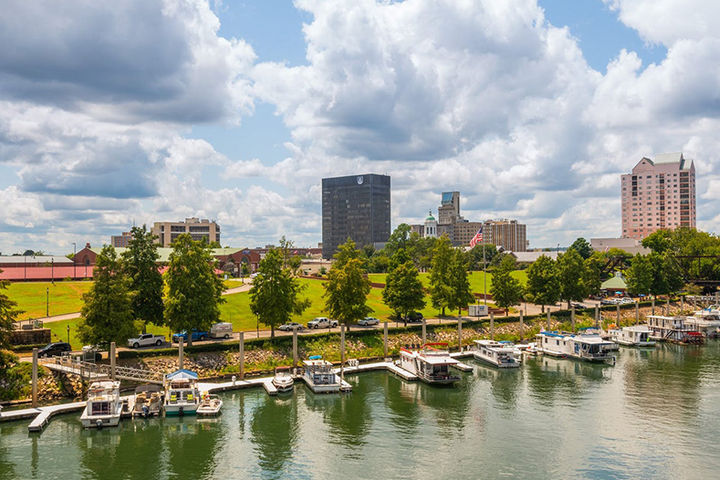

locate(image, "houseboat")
[[80, 380, 122, 428], [535, 331, 616, 364], [686, 308, 720, 338], [132, 384, 163, 418], [398, 343, 461, 385], [272, 366, 294, 393], [472, 340, 521, 368], [164, 369, 200, 416], [196, 393, 222, 416], [608, 325, 656, 347], [302, 356, 341, 394], [647, 315, 704, 344]]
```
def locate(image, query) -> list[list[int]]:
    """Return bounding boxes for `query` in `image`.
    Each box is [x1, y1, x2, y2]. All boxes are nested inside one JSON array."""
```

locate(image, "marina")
[[1, 342, 718, 479]]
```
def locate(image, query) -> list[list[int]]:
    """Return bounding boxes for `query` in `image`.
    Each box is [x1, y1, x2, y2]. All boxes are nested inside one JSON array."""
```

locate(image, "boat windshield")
[[90, 401, 112, 415]]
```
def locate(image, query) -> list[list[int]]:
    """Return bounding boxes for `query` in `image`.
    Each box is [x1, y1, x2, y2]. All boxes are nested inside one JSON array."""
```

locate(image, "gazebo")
[[601, 272, 627, 293]]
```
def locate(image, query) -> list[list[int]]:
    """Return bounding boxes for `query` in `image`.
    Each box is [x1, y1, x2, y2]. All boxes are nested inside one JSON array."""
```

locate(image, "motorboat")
[[535, 330, 616, 364], [398, 343, 461, 385], [472, 340, 521, 368], [132, 384, 163, 418], [163, 369, 200, 416], [196, 393, 222, 416], [271, 367, 294, 393], [302, 356, 342, 393], [80, 380, 122, 428], [608, 325, 656, 347]]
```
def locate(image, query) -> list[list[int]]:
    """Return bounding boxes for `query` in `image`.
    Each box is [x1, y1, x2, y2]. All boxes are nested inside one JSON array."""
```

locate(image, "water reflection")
[[161, 416, 226, 479], [249, 393, 300, 473], [473, 363, 523, 409], [318, 378, 373, 454], [525, 356, 611, 407]]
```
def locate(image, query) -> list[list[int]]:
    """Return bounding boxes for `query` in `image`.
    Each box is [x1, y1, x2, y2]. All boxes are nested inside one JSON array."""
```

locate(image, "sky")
[[2, 0, 720, 255]]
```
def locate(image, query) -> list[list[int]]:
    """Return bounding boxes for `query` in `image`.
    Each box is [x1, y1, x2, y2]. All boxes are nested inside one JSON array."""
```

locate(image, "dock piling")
[[595, 305, 599, 329], [616, 304, 620, 325], [652, 297, 655, 315], [546, 310, 551, 330], [681, 295, 684, 311], [292, 327, 298, 368], [421, 319, 426, 345], [239, 331, 245, 380], [457, 319, 462, 352], [635, 300, 640, 325], [519, 311, 524, 340], [178, 339, 184, 370], [571, 306, 575, 333], [490, 312, 495, 340], [340, 325, 346, 365], [110, 342, 116, 380], [32, 348, 38, 408], [383, 322, 388, 357]]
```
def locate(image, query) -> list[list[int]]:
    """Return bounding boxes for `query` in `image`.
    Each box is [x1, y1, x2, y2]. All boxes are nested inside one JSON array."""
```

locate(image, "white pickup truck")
[[127, 333, 166, 348], [306, 317, 338, 329]]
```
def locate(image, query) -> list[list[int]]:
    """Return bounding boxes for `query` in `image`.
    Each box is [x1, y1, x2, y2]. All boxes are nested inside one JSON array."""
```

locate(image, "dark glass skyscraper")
[[322, 174, 391, 259]]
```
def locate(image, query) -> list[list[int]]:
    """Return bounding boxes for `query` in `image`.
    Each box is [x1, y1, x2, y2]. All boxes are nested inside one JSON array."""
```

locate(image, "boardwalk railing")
[[40, 356, 164, 384]]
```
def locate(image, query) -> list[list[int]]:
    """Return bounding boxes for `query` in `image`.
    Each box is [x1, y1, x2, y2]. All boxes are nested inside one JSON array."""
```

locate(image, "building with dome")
[[424, 211, 437, 238]]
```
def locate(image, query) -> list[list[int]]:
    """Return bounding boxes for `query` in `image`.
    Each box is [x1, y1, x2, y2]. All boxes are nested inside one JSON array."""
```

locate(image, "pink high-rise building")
[[621, 153, 696, 240]]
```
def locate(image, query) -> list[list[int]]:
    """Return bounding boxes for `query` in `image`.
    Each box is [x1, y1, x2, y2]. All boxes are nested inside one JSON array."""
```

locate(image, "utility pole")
[[72, 242, 76, 280], [46, 288, 49, 317]]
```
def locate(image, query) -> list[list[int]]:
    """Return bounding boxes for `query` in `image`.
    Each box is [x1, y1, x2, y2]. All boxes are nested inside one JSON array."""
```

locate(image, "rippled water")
[[1, 342, 719, 479]]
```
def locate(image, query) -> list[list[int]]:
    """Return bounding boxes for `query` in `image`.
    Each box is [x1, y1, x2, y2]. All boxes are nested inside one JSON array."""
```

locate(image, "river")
[[1, 342, 719, 479]]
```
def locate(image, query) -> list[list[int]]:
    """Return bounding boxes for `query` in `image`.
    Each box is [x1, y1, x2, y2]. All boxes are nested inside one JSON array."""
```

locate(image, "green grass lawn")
[[7, 281, 93, 320], [369, 270, 527, 295]]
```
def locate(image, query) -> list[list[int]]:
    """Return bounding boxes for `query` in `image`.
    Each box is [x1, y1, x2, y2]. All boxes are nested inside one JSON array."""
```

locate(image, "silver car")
[[358, 317, 380, 326]]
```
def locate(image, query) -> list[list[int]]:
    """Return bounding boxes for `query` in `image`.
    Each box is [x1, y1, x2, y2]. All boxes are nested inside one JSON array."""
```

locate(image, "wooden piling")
[[383, 322, 388, 357], [422, 319, 427, 345], [519, 311, 524, 340], [635, 300, 640, 325], [178, 339, 184, 370], [238, 331, 245, 380], [457, 319, 462, 352], [546, 310, 551, 330], [616, 304, 620, 325], [490, 312, 495, 340], [595, 305, 599, 329], [292, 327, 298, 368], [110, 342, 116, 380], [571, 306, 576, 333], [340, 325, 346, 364], [652, 297, 655, 315], [32, 348, 38, 408]]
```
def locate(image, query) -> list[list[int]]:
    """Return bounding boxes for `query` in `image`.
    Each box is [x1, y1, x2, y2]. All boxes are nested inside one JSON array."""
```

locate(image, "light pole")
[[66, 325, 70, 343], [46, 287, 49, 317]]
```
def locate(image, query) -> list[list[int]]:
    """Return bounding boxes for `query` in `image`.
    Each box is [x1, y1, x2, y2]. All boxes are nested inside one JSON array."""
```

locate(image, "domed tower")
[[424, 210, 437, 238]]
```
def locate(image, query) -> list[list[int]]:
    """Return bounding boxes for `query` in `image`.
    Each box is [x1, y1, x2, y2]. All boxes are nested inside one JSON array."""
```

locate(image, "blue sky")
[[1, 0, 719, 255]]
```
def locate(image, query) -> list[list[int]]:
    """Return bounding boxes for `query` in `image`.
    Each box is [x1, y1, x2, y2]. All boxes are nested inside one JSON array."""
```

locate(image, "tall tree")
[[625, 254, 653, 296], [489, 255, 523, 315], [582, 254, 603, 298], [0, 270, 22, 349], [78, 246, 137, 346], [429, 235, 454, 315], [382, 250, 425, 325], [557, 248, 587, 308], [570, 237, 592, 259], [324, 239, 372, 326], [121, 225, 164, 331], [448, 248, 475, 316], [250, 248, 310, 338], [164, 235, 226, 345], [526, 255, 560, 313]]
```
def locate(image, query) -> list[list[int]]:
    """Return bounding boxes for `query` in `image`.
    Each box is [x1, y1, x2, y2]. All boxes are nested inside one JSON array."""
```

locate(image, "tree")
[[250, 249, 310, 338], [121, 225, 164, 331], [641, 229, 672, 254], [78, 246, 137, 346], [448, 248, 474, 316], [625, 254, 653, 296], [570, 237, 592, 259], [240, 262, 250, 278], [526, 255, 560, 313], [164, 235, 226, 345], [489, 255, 523, 315], [0, 271, 22, 349], [382, 250, 425, 325], [384, 224, 412, 257], [324, 239, 372, 326], [582, 254, 603, 298], [467, 243, 498, 270], [429, 235, 454, 315], [557, 248, 587, 308], [649, 252, 684, 297]]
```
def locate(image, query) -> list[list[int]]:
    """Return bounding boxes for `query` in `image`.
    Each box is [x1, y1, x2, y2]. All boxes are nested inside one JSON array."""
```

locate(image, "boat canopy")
[[166, 369, 199, 381]]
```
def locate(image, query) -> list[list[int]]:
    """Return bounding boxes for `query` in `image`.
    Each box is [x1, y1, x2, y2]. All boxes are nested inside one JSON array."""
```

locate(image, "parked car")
[[571, 303, 587, 310], [307, 317, 338, 329], [278, 322, 305, 331], [81, 345, 103, 361], [358, 317, 380, 326], [210, 322, 233, 339], [38, 342, 71, 358], [172, 330, 209, 343], [127, 333, 165, 348], [407, 312, 424, 323], [600, 298, 618, 305]]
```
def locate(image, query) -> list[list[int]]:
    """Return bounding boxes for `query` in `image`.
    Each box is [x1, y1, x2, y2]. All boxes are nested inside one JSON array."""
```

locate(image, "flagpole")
[[483, 224, 487, 306]]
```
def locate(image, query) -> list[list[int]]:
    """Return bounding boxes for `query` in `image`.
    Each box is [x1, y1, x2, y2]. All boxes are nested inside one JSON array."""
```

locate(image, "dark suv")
[[407, 312, 424, 323], [38, 342, 72, 358]]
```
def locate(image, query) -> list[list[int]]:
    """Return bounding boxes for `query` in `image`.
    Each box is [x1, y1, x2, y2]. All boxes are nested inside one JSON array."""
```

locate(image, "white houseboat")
[[472, 340, 521, 368], [535, 331, 616, 364], [164, 369, 200, 416], [608, 325, 656, 347], [80, 380, 122, 428], [647, 315, 704, 344], [302, 357, 341, 394], [399, 343, 461, 385], [686, 308, 720, 338], [132, 384, 163, 418]]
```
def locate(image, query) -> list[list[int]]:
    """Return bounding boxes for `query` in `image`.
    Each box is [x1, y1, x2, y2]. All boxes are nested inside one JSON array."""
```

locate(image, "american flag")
[[469, 226, 483, 247]]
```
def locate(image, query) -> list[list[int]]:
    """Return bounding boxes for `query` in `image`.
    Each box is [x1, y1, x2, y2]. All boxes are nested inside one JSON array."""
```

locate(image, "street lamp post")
[[46, 288, 49, 317], [66, 325, 70, 344]]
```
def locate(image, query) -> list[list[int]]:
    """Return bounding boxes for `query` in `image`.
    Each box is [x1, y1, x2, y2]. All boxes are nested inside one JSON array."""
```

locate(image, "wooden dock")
[[27, 401, 86, 432]]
